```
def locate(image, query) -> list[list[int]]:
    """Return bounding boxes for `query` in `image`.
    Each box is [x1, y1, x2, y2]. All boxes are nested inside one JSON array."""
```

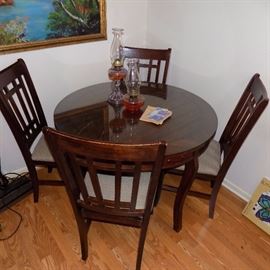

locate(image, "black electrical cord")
[[0, 172, 29, 189], [0, 172, 8, 186], [2, 172, 29, 182], [0, 207, 23, 241], [0, 172, 28, 240]]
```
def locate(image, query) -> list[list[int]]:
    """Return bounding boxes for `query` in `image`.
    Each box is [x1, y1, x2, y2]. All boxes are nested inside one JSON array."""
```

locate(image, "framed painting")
[[0, 0, 107, 54], [242, 178, 270, 235]]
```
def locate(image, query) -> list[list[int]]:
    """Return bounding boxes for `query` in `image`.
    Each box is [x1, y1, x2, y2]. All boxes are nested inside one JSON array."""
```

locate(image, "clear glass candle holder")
[[124, 58, 144, 111]]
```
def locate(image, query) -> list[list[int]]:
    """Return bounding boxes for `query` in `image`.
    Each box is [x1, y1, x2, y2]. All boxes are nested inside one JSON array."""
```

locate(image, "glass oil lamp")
[[123, 58, 144, 111], [108, 28, 127, 105]]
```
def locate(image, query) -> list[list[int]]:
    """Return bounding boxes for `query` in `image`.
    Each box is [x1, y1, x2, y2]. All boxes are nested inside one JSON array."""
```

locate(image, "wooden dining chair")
[[163, 73, 269, 218], [122, 46, 172, 85], [0, 59, 63, 202], [43, 127, 166, 270]]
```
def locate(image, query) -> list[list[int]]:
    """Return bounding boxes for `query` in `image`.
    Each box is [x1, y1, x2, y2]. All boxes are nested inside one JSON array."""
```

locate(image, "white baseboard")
[[222, 177, 251, 202], [3, 166, 49, 176], [6, 167, 28, 174]]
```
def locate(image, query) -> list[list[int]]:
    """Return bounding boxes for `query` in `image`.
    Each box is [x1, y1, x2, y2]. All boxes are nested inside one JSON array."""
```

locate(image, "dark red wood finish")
[[43, 127, 167, 270], [0, 59, 63, 202], [123, 47, 171, 85], [54, 82, 218, 231], [167, 73, 269, 218]]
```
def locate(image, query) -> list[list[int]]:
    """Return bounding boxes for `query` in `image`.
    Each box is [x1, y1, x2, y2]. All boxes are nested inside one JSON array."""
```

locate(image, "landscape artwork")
[[0, 0, 106, 53]]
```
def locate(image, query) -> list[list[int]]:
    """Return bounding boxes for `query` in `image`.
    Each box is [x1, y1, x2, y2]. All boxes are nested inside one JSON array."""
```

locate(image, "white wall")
[[146, 0, 270, 200], [0, 0, 148, 172]]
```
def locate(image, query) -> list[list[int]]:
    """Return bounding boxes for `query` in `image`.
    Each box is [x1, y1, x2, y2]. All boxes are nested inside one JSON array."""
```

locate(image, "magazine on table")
[[140, 106, 172, 125]]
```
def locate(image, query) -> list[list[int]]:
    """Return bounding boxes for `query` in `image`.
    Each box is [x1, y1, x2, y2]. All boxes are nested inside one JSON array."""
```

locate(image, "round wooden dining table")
[[54, 82, 218, 232]]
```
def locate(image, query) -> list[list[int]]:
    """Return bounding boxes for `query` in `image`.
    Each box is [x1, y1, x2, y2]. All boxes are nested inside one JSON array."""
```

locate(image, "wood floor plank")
[[0, 171, 269, 270]]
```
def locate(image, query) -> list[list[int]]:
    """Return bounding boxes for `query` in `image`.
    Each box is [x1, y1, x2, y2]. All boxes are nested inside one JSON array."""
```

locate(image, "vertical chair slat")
[[155, 60, 161, 84], [115, 161, 122, 209], [18, 75, 41, 125], [147, 59, 153, 82], [130, 164, 141, 211], [87, 158, 104, 206]]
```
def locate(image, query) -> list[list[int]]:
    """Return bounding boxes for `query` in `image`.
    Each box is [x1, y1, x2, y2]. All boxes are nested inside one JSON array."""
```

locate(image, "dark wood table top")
[[54, 82, 218, 169]]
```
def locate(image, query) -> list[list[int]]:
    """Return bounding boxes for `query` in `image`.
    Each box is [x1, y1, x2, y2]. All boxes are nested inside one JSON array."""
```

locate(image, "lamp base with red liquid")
[[123, 94, 144, 112], [107, 67, 127, 105]]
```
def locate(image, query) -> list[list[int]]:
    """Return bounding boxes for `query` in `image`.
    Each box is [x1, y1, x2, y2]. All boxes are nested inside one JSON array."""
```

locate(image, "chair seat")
[[32, 135, 54, 162], [84, 172, 151, 209], [177, 140, 221, 176]]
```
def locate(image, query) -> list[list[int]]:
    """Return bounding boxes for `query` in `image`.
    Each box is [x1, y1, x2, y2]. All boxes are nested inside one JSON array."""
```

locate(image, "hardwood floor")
[[0, 171, 269, 270]]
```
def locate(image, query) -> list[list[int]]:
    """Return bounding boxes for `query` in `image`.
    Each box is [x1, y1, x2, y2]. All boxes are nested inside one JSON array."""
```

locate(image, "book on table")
[[140, 106, 172, 125]]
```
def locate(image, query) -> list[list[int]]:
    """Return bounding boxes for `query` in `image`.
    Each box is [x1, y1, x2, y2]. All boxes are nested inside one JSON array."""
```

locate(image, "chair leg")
[[78, 218, 91, 261], [47, 166, 53, 173], [173, 158, 198, 232], [136, 223, 149, 270], [33, 188, 39, 202], [209, 178, 223, 218], [29, 170, 39, 202]]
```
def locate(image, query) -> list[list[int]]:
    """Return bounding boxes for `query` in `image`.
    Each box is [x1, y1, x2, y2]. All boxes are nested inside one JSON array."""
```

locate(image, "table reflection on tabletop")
[[54, 83, 168, 143], [54, 82, 217, 169]]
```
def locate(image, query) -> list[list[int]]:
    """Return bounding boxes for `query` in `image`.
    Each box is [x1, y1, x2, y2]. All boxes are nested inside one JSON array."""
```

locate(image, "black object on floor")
[[0, 174, 32, 210]]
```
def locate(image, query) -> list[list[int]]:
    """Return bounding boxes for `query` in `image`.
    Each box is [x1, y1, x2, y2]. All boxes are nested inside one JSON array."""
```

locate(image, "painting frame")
[[0, 0, 107, 54], [242, 177, 270, 235]]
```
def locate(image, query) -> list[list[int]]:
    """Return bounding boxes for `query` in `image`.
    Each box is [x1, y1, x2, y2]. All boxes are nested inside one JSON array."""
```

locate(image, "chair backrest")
[[219, 73, 269, 176], [43, 127, 166, 223], [0, 59, 47, 159], [122, 46, 172, 85]]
